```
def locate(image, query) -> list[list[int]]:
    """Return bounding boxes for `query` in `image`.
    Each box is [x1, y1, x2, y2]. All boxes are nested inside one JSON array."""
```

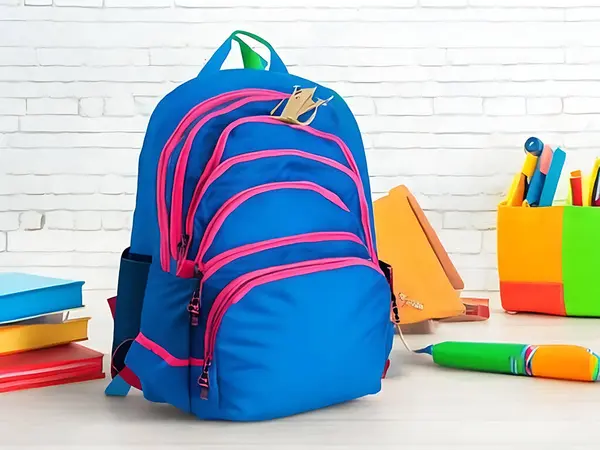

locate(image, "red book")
[[0, 343, 104, 393]]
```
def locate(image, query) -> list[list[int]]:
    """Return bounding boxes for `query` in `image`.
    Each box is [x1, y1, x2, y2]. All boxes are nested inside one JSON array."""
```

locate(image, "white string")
[[393, 292, 424, 354], [395, 324, 416, 353]]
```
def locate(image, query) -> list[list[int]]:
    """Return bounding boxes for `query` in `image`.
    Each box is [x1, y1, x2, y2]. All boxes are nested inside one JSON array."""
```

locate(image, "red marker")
[[570, 170, 583, 206]]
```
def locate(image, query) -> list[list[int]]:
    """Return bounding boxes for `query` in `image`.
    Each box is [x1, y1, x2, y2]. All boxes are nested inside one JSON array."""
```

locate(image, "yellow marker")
[[586, 158, 600, 206], [504, 173, 520, 205], [505, 153, 538, 206], [522, 153, 539, 178], [508, 174, 527, 206], [582, 175, 590, 206]]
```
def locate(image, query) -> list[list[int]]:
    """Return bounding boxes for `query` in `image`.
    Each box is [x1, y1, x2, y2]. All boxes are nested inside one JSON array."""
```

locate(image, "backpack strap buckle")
[[270, 86, 333, 126]]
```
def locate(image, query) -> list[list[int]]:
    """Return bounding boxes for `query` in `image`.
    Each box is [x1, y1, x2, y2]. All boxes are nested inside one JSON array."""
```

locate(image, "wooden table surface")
[[0, 308, 599, 449]]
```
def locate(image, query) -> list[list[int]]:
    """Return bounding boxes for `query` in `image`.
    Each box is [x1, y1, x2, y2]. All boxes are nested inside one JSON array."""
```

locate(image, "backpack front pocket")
[[194, 181, 363, 264], [190, 257, 393, 421], [207, 115, 376, 261], [180, 149, 367, 270]]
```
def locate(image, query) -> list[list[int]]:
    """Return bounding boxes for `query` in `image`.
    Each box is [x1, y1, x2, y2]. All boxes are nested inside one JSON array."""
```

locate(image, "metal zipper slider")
[[177, 234, 189, 258], [188, 288, 200, 327], [198, 358, 211, 400]]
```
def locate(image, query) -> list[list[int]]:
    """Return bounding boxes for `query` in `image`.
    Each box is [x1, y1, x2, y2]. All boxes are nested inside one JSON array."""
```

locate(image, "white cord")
[[395, 324, 416, 353]]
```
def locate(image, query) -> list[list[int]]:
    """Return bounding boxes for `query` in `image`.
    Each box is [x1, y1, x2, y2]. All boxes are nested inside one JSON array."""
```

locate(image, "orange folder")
[[373, 185, 466, 324]]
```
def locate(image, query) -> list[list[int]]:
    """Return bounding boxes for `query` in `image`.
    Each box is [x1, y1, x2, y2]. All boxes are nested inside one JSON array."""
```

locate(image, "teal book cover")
[[0, 273, 84, 324]]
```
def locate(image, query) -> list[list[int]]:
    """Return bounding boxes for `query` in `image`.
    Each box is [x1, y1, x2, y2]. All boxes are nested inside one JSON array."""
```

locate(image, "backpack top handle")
[[199, 30, 288, 77]]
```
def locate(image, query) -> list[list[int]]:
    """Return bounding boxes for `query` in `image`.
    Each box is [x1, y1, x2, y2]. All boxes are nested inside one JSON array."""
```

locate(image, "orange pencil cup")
[[497, 205, 600, 317]]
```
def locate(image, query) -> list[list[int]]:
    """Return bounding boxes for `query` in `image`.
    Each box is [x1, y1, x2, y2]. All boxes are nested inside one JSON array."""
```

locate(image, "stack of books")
[[0, 272, 104, 393]]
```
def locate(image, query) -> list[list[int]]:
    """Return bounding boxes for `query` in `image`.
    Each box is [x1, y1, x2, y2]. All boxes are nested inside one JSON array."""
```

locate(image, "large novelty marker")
[[415, 341, 600, 382]]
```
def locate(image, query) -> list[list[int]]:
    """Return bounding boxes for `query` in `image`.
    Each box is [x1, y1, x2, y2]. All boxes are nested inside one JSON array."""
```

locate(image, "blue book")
[[0, 273, 84, 324]]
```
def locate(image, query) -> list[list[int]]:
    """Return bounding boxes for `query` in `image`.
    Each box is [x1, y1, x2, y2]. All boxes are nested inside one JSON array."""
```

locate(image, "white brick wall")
[[2, 0, 599, 350]]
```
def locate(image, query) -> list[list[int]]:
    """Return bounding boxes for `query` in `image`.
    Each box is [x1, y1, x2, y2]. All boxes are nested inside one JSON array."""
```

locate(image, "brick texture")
[[2, 0, 596, 350]]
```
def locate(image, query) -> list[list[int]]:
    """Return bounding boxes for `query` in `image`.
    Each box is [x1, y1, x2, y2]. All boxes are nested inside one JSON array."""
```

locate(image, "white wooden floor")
[[1, 307, 600, 449]]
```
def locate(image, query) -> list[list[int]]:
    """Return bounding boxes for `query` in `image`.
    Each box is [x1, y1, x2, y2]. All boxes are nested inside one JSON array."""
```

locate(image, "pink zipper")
[[135, 332, 205, 367], [181, 149, 361, 263], [185, 231, 365, 325], [196, 256, 381, 399], [168, 93, 288, 265], [157, 89, 277, 271], [156, 88, 288, 272], [200, 231, 364, 280], [183, 115, 376, 264], [194, 181, 350, 267]]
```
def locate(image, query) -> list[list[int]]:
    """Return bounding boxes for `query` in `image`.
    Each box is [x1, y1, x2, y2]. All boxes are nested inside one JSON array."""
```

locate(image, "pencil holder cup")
[[497, 204, 600, 317]]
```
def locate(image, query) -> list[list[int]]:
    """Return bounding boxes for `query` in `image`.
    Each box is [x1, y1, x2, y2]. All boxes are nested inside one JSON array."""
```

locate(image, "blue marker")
[[524, 137, 544, 156], [538, 147, 566, 207], [525, 145, 554, 206], [525, 162, 545, 206]]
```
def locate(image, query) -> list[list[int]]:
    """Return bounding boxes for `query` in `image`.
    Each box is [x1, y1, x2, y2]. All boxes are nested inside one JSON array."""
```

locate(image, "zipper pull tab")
[[198, 359, 211, 400], [177, 234, 189, 258], [188, 288, 200, 327], [390, 294, 401, 325], [193, 263, 202, 279]]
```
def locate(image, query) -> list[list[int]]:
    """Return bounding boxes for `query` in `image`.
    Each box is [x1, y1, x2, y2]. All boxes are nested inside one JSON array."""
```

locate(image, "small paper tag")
[[438, 298, 490, 322]]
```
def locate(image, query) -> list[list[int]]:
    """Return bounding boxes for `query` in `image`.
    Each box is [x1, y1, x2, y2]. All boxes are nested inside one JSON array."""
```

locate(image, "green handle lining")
[[231, 30, 270, 70]]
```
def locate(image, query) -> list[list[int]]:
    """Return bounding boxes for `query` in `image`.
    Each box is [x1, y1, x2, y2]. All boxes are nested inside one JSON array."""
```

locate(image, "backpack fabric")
[[107, 30, 395, 421]]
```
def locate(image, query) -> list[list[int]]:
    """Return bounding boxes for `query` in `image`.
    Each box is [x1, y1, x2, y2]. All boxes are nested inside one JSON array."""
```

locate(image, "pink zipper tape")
[[135, 332, 204, 367], [158, 89, 276, 271], [195, 115, 376, 263], [185, 148, 359, 243], [156, 89, 287, 272], [195, 181, 351, 266], [201, 231, 365, 280], [168, 93, 287, 263]]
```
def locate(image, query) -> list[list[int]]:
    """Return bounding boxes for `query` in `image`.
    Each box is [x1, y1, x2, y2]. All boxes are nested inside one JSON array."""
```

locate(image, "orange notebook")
[[373, 185, 466, 324]]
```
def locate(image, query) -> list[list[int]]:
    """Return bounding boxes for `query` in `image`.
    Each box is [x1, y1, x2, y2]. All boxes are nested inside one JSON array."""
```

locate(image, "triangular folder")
[[373, 185, 466, 324]]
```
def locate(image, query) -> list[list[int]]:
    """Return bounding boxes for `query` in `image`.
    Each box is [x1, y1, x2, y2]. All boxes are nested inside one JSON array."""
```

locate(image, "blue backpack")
[[106, 30, 395, 421]]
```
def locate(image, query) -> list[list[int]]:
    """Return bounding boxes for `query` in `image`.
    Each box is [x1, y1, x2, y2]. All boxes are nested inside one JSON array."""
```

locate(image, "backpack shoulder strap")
[[105, 249, 151, 396]]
